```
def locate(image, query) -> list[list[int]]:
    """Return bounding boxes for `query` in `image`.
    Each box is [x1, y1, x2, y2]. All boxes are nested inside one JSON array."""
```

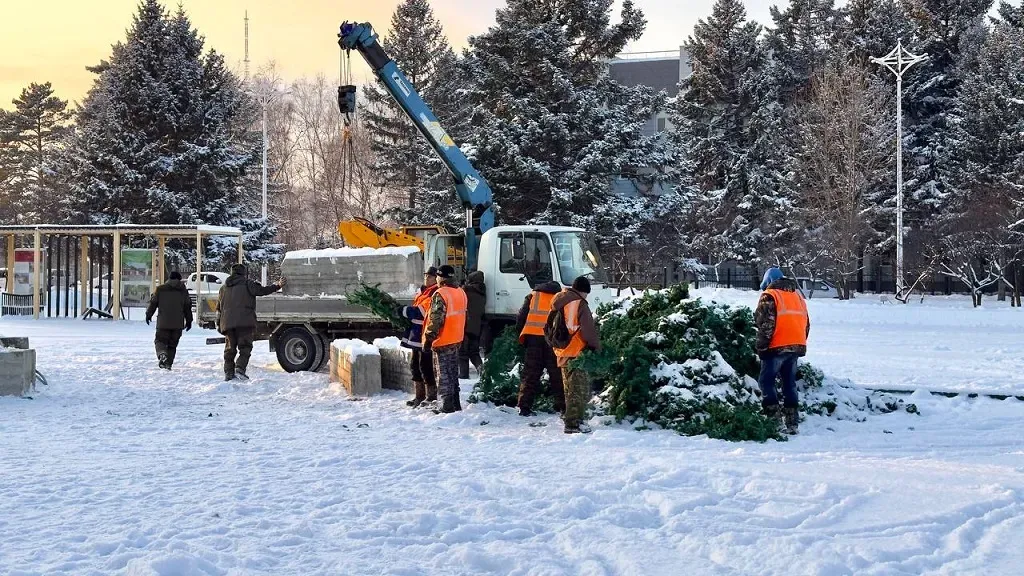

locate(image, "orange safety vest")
[[415, 286, 437, 345], [553, 298, 587, 359], [427, 286, 468, 348], [519, 291, 555, 343], [766, 288, 808, 349]]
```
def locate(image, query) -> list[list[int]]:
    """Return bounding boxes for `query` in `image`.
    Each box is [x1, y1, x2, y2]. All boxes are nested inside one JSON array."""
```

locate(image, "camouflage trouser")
[[434, 343, 462, 412], [223, 328, 255, 376], [561, 366, 590, 428], [518, 336, 565, 413]]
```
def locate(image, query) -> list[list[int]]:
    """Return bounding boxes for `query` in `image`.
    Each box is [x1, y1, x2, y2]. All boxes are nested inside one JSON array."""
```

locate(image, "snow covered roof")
[[0, 224, 243, 238]]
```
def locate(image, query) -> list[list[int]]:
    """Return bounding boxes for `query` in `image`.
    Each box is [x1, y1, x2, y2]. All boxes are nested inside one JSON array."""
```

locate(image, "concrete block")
[[379, 346, 414, 393], [0, 337, 29, 350], [0, 348, 35, 397], [281, 248, 424, 298], [329, 339, 382, 397]]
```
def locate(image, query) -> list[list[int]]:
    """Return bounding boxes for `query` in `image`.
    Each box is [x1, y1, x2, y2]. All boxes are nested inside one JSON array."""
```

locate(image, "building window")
[[656, 117, 667, 132]]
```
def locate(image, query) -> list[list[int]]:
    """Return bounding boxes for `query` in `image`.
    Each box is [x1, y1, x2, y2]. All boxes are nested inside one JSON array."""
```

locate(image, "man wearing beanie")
[[423, 265, 468, 413], [145, 271, 192, 370], [218, 263, 286, 381], [550, 275, 602, 434], [755, 267, 810, 434]]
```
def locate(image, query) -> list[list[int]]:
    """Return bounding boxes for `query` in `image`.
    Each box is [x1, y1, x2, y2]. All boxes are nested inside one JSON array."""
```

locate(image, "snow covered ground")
[[2, 291, 1024, 575]]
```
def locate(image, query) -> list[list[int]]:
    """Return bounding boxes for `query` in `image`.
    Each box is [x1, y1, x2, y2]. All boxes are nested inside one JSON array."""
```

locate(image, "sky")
[[0, 0, 779, 107]]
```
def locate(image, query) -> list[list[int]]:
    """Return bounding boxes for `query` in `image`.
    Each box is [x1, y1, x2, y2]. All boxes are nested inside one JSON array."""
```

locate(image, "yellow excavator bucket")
[[337, 217, 466, 265]]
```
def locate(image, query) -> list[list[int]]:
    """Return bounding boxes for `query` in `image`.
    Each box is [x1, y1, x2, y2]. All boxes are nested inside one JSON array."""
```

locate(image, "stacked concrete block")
[[0, 337, 35, 397], [378, 346, 414, 393], [329, 339, 382, 397], [281, 247, 424, 298]]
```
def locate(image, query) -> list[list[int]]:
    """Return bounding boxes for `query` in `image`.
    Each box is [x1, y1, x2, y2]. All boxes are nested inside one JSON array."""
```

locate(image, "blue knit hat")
[[760, 267, 784, 290]]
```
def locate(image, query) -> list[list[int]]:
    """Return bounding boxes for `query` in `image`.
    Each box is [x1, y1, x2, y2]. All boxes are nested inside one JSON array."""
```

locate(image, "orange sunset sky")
[[0, 0, 779, 106]]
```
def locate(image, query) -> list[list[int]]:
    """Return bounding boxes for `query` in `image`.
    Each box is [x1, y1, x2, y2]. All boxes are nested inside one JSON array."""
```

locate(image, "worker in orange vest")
[[551, 276, 602, 434], [423, 265, 468, 414], [755, 267, 811, 434], [400, 266, 439, 408], [515, 280, 565, 417]]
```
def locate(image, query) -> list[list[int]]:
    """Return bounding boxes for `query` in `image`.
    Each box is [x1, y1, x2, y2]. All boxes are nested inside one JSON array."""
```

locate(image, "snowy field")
[[2, 290, 1024, 575]]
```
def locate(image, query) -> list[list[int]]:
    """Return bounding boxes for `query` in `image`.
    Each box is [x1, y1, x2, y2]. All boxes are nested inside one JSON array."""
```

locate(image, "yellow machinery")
[[337, 217, 464, 264]]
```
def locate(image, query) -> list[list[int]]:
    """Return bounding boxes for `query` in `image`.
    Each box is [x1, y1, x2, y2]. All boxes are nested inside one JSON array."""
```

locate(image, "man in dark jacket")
[[459, 270, 486, 379], [755, 267, 810, 434], [551, 277, 602, 434], [145, 271, 193, 370], [515, 280, 564, 416], [218, 263, 285, 380]]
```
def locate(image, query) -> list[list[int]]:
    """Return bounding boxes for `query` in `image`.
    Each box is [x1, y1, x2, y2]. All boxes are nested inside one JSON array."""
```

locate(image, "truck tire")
[[315, 333, 332, 372], [275, 326, 324, 373]]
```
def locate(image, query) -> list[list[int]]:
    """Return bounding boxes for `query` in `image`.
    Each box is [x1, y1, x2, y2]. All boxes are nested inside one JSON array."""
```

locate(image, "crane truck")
[[199, 21, 620, 372]]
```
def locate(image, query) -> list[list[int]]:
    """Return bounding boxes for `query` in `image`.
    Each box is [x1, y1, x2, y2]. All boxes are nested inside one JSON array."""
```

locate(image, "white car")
[[187, 272, 229, 295], [795, 277, 838, 298]]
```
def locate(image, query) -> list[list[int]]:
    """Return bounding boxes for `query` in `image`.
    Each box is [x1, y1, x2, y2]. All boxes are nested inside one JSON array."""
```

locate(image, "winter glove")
[[185, 323, 192, 332], [146, 317, 151, 325], [278, 277, 287, 288]]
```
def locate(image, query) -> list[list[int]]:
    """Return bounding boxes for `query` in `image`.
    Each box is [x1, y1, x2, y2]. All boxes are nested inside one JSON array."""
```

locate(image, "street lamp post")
[[871, 41, 927, 297], [260, 94, 269, 286]]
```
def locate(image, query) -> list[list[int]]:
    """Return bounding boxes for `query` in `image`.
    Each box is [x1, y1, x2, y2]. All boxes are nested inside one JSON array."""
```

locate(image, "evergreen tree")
[[463, 0, 668, 238], [945, 8, 1024, 250], [901, 0, 993, 222], [361, 0, 466, 229], [844, 0, 914, 67], [0, 111, 19, 223], [59, 0, 279, 265], [0, 82, 72, 223], [767, 0, 846, 104], [671, 0, 796, 266]]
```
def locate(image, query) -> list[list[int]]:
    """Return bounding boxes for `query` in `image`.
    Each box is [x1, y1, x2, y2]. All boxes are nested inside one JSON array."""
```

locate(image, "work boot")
[[158, 353, 170, 370], [454, 385, 463, 411], [425, 382, 438, 402], [224, 372, 235, 382], [762, 403, 784, 431], [236, 370, 249, 381], [406, 381, 427, 407], [783, 406, 800, 435], [519, 406, 534, 417], [564, 420, 593, 434]]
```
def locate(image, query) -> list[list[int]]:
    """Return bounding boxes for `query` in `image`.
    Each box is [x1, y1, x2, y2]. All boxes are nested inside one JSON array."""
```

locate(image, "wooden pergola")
[[0, 224, 244, 320]]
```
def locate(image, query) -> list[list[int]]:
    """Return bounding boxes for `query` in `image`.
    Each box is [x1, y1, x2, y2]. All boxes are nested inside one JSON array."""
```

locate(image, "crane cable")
[[338, 45, 360, 225]]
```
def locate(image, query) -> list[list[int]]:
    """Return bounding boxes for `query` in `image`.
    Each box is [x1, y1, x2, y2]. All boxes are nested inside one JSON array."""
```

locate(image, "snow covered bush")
[[576, 284, 917, 442]]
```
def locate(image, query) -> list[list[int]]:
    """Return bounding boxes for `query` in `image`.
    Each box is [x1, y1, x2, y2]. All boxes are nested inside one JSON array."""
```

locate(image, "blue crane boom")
[[337, 21, 495, 270]]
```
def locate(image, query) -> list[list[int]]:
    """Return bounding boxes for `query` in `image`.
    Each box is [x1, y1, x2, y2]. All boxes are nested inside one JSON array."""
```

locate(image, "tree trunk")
[[998, 268, 1007, 302]]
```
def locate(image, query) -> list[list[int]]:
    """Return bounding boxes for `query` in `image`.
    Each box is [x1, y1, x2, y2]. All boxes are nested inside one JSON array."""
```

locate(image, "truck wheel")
[[315, 334, 332, 372], [276, 326, 323, 372]]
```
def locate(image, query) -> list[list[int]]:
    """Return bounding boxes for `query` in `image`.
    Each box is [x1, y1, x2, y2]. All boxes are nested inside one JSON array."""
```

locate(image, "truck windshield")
[[550, 232, 608, 285]]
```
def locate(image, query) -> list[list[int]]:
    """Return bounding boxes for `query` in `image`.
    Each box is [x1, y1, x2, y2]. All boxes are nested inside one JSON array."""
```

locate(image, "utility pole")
[[871, 41, 927, 297], [261, 94, 268, 285]]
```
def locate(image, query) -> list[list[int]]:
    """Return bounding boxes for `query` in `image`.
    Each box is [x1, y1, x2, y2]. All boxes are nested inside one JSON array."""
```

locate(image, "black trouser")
[[458, 332, 483, 378], [517, 335, 565, 413], [223, 328, 255, 376], [155, 329, 183, 366], [411, 346, 437, 400]]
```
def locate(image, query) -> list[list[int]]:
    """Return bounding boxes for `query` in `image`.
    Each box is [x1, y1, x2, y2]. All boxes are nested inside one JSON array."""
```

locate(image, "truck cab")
[[426, 225, 619, 321]]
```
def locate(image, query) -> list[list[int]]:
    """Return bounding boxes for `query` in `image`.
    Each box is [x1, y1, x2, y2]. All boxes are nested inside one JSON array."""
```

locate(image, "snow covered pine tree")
[[463, 0, 669, 241], [58, 0, 279, 266], [361, 0, 468, 229]]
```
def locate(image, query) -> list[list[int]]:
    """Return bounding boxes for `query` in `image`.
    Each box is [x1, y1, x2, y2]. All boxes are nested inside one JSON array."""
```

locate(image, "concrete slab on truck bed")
[[280, 247, 424, 298]]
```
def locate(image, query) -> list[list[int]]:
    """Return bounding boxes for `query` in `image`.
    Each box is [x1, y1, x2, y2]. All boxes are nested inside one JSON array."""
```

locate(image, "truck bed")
[[198, 294, 414, 325]]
